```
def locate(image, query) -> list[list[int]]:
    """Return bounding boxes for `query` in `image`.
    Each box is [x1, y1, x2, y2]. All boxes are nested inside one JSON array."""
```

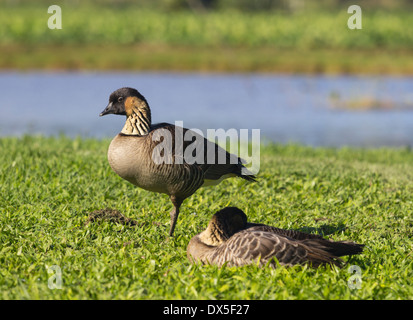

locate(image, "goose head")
[[198, 207, 248, 246], [100, 87, 152, 135], [100, 87, 151, 120]]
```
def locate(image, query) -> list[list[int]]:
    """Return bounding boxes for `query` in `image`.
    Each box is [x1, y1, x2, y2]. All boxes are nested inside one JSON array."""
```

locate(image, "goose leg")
[[169, 196, 183, 236]]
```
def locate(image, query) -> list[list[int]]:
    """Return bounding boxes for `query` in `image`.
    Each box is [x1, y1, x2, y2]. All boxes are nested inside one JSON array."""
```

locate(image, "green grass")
[[0, 135, 412, 299], [2, 7, 413, 49], [1, 5, 413, 73]]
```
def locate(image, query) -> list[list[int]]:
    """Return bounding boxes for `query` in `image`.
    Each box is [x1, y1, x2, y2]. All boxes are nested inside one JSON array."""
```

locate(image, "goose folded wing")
[[219, 230, 342, 267], [246, 224, 325, 241]]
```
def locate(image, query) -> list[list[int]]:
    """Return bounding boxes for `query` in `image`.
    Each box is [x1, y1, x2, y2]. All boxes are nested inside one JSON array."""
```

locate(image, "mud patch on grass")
[[85, 208, 139, 227]]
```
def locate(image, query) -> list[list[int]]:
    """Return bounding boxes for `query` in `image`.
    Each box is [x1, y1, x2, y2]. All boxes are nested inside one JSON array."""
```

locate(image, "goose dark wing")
[[151, 123, 256, 181], [246, 224, 364, 257], [211, 230, 343, 268]]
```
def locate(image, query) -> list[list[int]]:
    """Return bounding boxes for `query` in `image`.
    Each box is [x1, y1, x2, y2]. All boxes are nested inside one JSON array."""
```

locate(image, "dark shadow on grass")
[[343, 254, 369, 269], [84, 208, 164, 231], [297, 222, 349, 237]]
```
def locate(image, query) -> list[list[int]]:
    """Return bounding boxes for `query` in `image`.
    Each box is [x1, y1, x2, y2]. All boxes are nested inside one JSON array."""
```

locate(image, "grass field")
[[3, 7, 413, 48], [0, 135, 412, 299], [1, 5, 413, 73]]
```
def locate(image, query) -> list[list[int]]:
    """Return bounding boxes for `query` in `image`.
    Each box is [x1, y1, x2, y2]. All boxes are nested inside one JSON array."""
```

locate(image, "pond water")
[[1, 72, 413, 147]]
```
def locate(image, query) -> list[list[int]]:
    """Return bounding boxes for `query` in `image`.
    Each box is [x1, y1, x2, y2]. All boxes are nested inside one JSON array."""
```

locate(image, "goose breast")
[[108, 134, 170, 194]]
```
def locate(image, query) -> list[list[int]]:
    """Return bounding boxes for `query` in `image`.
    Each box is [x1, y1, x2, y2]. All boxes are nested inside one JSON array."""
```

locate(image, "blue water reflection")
[[1, 72, 412, 147]]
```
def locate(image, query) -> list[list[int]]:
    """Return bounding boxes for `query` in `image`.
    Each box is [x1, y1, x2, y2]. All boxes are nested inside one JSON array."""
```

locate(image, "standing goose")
[[100, 87, 256, 236], [187, 207, 364, 268]]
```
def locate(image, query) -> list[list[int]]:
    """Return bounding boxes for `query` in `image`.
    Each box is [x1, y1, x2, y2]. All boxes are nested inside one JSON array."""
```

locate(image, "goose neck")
[[121, 106, 152, 136]]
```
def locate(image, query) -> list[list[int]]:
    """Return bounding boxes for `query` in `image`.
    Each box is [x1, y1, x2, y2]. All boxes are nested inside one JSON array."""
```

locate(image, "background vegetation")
[[2, 5, 413, 48], [1, 0, 413, 73], [0, 136, 412, 299]]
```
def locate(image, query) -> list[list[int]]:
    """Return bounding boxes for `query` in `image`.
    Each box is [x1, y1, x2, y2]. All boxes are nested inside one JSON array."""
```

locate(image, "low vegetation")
[[0, 136, 412, 299], [2, 7, 413, 48], [1, 5, 413, 73]]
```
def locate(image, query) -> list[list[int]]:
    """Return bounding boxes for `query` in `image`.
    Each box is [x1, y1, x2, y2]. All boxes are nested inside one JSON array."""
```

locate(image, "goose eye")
[[118, 97, 123, 103]]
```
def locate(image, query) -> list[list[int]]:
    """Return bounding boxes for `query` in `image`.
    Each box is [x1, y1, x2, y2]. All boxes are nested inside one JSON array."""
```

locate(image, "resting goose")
[[100, 87, 256, 236], [187, 207, 364, 268]]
